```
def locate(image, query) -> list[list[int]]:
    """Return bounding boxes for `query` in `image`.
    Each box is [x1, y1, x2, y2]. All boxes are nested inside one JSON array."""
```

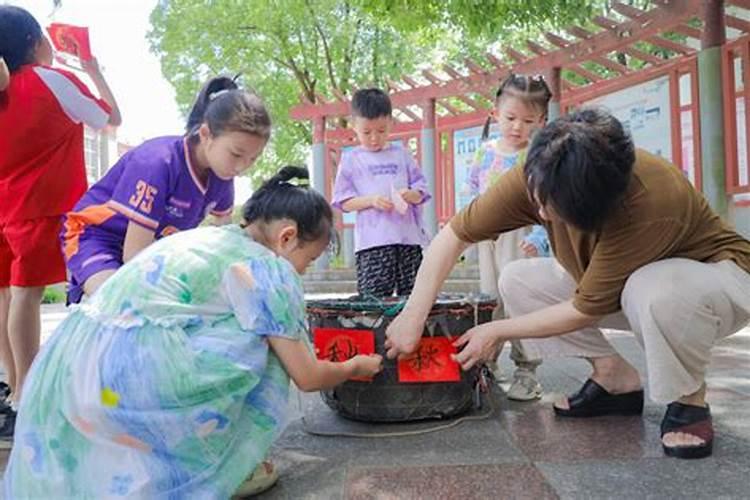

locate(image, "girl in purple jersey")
[[62, 76, 271, 304]]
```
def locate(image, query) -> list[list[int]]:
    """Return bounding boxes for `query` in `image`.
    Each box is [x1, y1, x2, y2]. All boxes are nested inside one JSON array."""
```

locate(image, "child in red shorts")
[[0, 6, 120, 442]]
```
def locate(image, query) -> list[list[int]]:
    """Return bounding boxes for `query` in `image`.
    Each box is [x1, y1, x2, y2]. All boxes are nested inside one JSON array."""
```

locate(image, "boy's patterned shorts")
[[355, 244, 423, 298]]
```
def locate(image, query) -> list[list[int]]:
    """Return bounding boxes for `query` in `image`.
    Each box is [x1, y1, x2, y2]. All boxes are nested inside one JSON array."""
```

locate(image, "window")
[[84, 126, 100, 182]]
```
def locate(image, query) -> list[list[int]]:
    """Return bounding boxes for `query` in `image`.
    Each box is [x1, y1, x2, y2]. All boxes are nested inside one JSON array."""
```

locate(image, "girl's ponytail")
[[242, 166, 333, 245], [185, 76, 239, 134]]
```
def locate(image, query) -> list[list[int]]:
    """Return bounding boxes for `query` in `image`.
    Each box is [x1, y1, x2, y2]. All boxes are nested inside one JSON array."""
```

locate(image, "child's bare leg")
[[83, 269, 117, 296], [0, 287, 14, 390], [8, 286, 44, 401]]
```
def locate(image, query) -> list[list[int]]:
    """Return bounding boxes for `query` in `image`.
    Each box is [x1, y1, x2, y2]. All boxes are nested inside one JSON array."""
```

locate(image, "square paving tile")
[[538, 457, 750, 500], [345, 463, 558, 500], [500, 405, 663, 462]]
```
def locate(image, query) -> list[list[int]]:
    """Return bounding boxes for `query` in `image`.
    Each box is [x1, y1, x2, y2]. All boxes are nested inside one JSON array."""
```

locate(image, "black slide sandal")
[[554, 378, 644, 418]]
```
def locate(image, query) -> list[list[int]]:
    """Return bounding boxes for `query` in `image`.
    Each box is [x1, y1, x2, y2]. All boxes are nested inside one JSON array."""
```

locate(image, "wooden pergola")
[[291, 0, 748, 265]]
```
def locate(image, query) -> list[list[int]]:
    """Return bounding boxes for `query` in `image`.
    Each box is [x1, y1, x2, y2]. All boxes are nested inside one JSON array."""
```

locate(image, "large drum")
[[306, 294, 496, 422]]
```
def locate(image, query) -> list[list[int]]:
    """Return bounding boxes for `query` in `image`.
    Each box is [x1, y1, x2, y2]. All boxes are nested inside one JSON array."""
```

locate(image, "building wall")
[[83, 126, 122, 183]]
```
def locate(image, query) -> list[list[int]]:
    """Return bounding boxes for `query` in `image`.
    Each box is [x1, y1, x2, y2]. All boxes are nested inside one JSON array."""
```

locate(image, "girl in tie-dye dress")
[[4, 167, 383, 499]]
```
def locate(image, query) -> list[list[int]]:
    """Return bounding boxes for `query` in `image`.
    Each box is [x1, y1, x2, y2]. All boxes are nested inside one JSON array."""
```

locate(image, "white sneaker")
[[507, 370, 542, 401], [233, 461, 278, 498]]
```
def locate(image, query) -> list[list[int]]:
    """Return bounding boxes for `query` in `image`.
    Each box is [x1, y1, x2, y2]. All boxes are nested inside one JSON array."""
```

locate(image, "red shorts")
[[0, 216, 66, 287]]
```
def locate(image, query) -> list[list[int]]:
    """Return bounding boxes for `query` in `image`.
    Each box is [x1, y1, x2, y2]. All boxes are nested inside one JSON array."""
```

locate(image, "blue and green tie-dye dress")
[[5, 225, 306, 499]]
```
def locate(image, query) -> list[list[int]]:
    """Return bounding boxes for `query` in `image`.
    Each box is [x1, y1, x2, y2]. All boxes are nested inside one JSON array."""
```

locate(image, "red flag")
[[397, 337, 461, 383], [47, 23, 93, 61], [313, 328, 375, 381]]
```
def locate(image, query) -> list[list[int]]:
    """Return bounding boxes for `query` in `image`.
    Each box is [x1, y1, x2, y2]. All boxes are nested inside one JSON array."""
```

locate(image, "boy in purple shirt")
[[62, 76, 271, 304], [332, 88, 430, 297]]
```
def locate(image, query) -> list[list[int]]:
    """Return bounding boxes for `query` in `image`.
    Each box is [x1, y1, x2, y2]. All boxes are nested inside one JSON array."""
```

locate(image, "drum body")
[[306, 295, 496, 422]]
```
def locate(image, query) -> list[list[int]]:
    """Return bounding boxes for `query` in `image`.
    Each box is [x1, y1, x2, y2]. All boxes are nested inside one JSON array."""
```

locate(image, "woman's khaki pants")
[[499, 257, 750, 403]]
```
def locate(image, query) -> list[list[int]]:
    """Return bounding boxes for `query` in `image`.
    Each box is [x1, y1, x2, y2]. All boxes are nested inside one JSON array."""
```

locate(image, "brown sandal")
[[661, 402, 713, 459]]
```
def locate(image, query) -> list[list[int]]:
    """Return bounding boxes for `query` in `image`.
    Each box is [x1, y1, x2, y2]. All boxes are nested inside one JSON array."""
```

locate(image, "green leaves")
[[148, 0, 615, 185], [149, 0, 431, 183]]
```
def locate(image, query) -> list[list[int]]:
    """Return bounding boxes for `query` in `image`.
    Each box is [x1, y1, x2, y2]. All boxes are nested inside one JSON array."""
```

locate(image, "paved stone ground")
[[1, 303, 748, 499]]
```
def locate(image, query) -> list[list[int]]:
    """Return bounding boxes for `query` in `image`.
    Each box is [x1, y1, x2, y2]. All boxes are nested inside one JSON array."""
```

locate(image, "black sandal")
[[554, 378, 644, 418], [661, 402, 713, 459]]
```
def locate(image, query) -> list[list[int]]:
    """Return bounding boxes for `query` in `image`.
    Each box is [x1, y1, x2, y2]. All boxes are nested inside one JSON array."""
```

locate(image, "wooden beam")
[[670, 24, 703, 40], [453, 94, 484, 111], [563, 55, 692, 104], [568, 64, 603, 82], [442, 65, 464, 80], [464, 58, 486, 74], [644, 35, 694, 54], [401, 75, 420, 88], [544, 32, 571, 48], [477, 90, 496, 101], [422, 70, 443, 85], [526, 40, 548, 56], [331, 88, 347, 101], [560, 79, 575, 91], [396, 106, 421, 121], [621, 46, 665, 66], [566, 25, 594, 39], [546, 31, 630, 74], [611, 2, 648, 19], [612, 1, 700, 40], [588, 55, 631, 74], [592, 16, 620, 31], [314, 92, 328, 104], [437, 100, 460, 115], [506, 47, 527, 63], [290, 0, 702, 120], [485, 52, 505, 70], [727, 0, 750, 9], [385, 78, 401, 92], [726, 15, 750, 34]]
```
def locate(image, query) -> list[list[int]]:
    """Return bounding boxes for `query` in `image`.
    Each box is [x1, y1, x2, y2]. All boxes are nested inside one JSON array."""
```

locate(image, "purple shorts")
[[61, 226, 123, 304]]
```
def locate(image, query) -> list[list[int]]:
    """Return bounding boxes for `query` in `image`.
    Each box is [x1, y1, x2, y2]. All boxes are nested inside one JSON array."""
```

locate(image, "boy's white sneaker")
[[507, 369, 542, 401]]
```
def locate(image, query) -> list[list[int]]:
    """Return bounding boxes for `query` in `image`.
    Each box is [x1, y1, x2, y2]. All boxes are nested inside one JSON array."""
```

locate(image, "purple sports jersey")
[[74, 136, 234, 237], [61, 136, 234, 303], [332, 143, 431, 253]]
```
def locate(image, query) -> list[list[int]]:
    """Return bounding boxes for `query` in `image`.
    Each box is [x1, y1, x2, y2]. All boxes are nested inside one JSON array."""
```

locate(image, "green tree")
[[149, 0, 665, 185], [148, 0, 441, 184], [355, 0, 600, 40]]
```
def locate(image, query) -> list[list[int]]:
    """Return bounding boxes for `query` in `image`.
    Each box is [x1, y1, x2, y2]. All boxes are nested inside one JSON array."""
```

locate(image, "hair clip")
[[282, 177, 310, 188], [209, 89, 230, 101]]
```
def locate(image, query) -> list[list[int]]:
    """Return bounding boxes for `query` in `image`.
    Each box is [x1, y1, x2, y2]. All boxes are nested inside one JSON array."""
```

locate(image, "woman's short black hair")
[[524, 108, 635, 232], [0, 6, 44, 72], [242, 166, 335, 246]]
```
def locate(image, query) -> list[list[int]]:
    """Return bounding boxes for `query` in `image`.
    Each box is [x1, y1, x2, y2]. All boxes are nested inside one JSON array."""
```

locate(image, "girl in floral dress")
[[5, 166, 382, 498]]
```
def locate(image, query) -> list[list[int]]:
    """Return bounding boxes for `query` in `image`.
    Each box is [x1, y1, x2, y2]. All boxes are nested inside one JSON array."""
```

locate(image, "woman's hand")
[[385, 309, 426, 359], [452, 322, 502, 370]]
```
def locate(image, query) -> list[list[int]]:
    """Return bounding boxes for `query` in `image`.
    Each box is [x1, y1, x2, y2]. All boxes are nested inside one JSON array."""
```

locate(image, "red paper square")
[[397, 337, 461, 383], [313, 328, 375, 381], [47, 23, 93, 61]]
